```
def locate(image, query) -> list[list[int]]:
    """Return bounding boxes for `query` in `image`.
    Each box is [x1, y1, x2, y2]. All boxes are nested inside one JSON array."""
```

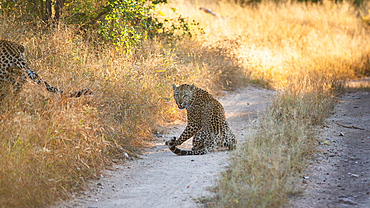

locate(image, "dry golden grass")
[[0, 0, 369, 207], [209, 76, 343, 207], [0, 12, 246, 207], [157, 0, 369, 207], [163, 0, 370, 86]]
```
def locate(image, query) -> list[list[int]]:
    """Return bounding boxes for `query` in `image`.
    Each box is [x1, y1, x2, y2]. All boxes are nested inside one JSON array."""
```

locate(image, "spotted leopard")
[[165, 84, 237, 155], [0, 39, 91, 100]]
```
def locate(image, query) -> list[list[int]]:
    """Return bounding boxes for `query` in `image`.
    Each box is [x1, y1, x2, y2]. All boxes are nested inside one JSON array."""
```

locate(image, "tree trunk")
[[40, 0, 46, 22], [54, 0, 60, 22], [54, 0, 65, 23], [46, 0, 52, 24]]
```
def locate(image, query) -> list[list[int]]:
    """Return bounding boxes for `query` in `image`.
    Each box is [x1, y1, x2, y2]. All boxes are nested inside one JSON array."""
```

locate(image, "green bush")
[[0, 0, 203, 54]]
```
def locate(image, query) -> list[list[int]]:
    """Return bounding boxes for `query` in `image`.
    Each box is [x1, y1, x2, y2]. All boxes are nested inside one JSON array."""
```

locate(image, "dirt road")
[[56, 86, 274, 208], [289, 87, 370, 207]]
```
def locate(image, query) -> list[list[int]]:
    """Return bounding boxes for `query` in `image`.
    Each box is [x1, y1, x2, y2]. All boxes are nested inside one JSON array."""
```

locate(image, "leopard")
[[0, 39, 91, 101], [165, 84, 237, 155]]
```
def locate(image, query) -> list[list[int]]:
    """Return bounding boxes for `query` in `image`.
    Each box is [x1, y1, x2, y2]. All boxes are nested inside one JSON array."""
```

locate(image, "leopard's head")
[[172, 84, 195, 110]]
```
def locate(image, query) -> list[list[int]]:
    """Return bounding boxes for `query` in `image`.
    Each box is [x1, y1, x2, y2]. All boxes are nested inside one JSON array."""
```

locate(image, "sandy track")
[[289, 88, 370, 207], [56, 86, 274, 208]]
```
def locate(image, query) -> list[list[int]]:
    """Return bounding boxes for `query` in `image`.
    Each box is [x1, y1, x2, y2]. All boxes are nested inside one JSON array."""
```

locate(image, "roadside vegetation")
[[179, 0, 368, 207], [0, 0, 369, 207]]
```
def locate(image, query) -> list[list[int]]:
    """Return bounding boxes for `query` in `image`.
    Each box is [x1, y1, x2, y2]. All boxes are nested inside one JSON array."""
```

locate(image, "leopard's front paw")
[[165, 137, 177, 146]]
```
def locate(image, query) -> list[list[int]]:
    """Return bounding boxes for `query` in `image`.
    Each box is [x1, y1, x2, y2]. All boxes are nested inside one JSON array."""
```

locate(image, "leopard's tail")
[[26, 69, 92, 98], [168, 146, 209, 155], [168, 142, 217, 156]]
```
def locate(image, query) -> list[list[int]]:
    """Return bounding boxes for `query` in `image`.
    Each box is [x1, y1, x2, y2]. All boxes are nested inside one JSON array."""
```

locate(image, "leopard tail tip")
[[69, 88, 93, 98]]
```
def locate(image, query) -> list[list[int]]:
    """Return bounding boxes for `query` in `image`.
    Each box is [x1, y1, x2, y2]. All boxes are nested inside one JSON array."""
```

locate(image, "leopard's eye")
[[174, 94, 178, 98]]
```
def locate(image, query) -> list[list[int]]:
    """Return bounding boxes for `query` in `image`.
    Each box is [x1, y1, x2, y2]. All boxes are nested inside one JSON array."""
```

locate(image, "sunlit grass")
[[0, 0, 369, 207], [209, 74, 343, 207], [161, 0, 370, 88], [0, 15, 246, 206], [158, 0, 370, 207]]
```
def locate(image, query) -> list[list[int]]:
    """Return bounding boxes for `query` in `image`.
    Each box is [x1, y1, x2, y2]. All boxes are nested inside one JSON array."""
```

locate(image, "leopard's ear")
[[190, 84, 195, 90], [172, 84, 177, 91], [18, 44, 25, 53]]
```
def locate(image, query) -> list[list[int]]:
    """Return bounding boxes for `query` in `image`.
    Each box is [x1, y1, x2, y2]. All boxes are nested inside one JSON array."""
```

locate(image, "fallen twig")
[[199, 7, 218, 18], [335, 122, 365, 130]]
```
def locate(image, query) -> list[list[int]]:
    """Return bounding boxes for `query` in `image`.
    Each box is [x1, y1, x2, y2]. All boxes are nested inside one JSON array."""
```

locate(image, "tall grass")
[[0, 18, 246, 207], [163, 0, 370, 86], [210, 75, 343, 207], [151, 1, 369, 206], [0, 0, 369, 207], [156, 0, 369, 207]]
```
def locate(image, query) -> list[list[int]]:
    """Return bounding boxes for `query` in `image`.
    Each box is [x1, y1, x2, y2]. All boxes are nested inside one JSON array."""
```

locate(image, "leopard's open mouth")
[[177, 103, 186, 110]]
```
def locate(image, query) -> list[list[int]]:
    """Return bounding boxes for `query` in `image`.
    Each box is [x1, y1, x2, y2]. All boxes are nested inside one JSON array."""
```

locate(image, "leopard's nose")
[[177, 102, 185, 110]]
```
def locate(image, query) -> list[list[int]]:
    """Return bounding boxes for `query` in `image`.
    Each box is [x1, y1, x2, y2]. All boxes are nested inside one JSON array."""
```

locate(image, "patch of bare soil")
[[54, 86, 274, 208], [288, 89, 370, 207]]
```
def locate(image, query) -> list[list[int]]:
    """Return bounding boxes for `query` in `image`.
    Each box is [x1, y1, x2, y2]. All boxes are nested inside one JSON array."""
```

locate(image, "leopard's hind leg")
[[192, 129, 206, 151]]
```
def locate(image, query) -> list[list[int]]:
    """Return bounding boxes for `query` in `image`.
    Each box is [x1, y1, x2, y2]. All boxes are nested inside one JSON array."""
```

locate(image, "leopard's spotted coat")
[[166, 84, 237, 155]]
